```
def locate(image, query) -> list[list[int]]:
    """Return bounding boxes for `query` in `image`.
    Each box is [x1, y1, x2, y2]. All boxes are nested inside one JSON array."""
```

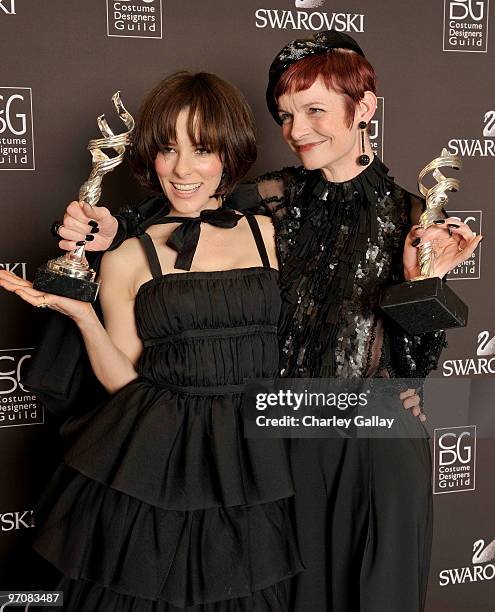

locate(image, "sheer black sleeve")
[[227, 167, 303, 216], [227, 167, 306, 267]]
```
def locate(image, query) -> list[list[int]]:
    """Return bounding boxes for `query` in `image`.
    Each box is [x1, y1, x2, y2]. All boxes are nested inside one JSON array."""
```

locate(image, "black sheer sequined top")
[[229, 156, 447, 380]]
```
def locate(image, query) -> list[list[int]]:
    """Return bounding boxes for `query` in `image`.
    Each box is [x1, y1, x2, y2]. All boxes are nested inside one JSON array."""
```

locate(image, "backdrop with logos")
[[0, 0, 494, 608]]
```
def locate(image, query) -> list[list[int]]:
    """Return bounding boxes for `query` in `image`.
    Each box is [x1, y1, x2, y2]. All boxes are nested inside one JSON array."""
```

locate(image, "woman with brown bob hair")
[[0, 71, 303, 610], [131, 71, 256, 197]]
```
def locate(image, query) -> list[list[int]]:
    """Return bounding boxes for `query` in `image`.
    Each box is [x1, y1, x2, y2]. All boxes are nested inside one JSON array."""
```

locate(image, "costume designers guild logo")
[[445, 210, 482, 280], [0, 0, 15, 15], [0, 349, 44, 428], [443, 0, 490, 52], [448, 111, 495, 156], [370, 97, 384, 161], [0, 88, 34, 170], [433, 426, 476, 493], [439, 536, 495, 585], [106, 0, 162, 39], [443, 331, 495, 376], [255, 1, 365, 32]]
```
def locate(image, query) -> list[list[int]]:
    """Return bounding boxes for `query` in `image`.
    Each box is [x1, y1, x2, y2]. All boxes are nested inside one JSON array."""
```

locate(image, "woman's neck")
[[168, 196, 222, 218], [320, 139, 374, 183]]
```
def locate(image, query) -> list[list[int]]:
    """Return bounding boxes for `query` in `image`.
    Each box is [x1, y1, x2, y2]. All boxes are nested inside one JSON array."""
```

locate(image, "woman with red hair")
[[31, 31, 479, 612], [238, 32, 479, 611]]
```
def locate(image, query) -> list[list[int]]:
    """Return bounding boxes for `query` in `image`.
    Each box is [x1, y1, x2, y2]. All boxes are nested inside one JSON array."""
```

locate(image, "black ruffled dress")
[[32, 213, 303, 610]]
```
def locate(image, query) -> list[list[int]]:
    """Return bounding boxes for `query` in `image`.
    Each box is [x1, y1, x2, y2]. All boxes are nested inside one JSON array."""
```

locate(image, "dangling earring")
[[357, 121, 370, 166]]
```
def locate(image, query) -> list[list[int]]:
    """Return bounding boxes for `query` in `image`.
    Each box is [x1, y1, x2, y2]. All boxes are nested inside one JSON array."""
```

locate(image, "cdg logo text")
[[0, 353, 31, 394], [0, 94, 27, 135], [450, 0, 486, 20], [438, 431, 472, 465]]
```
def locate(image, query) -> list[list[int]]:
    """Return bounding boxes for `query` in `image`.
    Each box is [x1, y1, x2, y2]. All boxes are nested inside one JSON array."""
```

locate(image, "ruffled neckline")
[[309, 155, 394, 206]]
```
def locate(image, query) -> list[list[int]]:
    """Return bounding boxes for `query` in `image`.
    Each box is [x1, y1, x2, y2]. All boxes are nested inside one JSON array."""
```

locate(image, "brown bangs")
[[131, 72, 257, 197]]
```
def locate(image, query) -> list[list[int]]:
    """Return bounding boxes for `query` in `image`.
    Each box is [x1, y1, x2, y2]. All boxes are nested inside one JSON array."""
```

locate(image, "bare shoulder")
[[100, 236, 146, 285], [253, 213, 274, 228], [253, 214, 275, 241]]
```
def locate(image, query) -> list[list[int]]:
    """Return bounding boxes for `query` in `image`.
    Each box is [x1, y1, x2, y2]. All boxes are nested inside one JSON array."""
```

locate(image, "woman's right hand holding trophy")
[[55, 200, 118, 253]]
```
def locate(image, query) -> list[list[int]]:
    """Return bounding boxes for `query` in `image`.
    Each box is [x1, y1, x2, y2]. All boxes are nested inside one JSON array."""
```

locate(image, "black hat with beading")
[[265, 30, 366, 125]]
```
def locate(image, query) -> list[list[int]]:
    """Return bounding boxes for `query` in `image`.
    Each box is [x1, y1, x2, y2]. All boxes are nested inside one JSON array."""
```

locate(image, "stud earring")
[[358, 121, 370, 166]]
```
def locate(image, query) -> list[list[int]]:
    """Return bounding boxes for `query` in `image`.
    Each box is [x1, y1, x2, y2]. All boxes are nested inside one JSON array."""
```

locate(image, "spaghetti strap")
[[137, 232, 163, 279], [244, 214, 271, 269]]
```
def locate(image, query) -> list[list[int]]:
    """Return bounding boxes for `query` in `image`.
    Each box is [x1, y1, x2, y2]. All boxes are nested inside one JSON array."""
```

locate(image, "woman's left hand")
[[0, 270, 93, 323], [400, 388, 426, 422], [403, 218, 483, 281]]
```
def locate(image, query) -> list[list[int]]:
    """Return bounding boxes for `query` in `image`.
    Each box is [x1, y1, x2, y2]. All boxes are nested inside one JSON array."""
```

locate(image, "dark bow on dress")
[[157, 207, 242, 270]]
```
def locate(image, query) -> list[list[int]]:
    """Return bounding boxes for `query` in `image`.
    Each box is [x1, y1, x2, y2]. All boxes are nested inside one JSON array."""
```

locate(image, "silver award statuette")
[[380, 148, 468, 335], [415, 148, 462, 279], [33, 92, 135, 302]]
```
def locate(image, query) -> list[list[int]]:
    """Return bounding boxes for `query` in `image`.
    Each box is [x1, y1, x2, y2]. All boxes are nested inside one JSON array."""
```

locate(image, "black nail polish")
[[447, 223, 460, 228], [412, 237, 421, 247], [90, 226, 99, 234], [85, 234, 95, 241], [76, 240, 85, 246], [88, 220, 98, 228], [434, 219, 445, 224]]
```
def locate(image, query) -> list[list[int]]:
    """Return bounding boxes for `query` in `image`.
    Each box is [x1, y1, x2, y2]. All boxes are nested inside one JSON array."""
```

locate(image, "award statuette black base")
[[33, 264, 99, 302], [380, 277, 468, 335]]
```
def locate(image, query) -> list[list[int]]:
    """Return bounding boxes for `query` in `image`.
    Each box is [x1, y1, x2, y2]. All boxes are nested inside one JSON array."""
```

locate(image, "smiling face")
[[277, 77, 374, 181], [154, 108, 224, 215]]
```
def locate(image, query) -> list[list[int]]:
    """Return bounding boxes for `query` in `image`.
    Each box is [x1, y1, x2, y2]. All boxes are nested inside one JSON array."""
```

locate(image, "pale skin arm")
[[76, 244, 143, 393], [0, 240, 143, 395]]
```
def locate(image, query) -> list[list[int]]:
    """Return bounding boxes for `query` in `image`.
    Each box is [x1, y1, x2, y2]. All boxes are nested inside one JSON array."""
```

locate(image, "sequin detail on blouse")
[[251, 157, 447, 380]]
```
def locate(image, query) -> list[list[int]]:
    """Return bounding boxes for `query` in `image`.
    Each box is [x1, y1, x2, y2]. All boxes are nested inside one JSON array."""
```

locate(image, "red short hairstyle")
[[274, 49, 377, 128]]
